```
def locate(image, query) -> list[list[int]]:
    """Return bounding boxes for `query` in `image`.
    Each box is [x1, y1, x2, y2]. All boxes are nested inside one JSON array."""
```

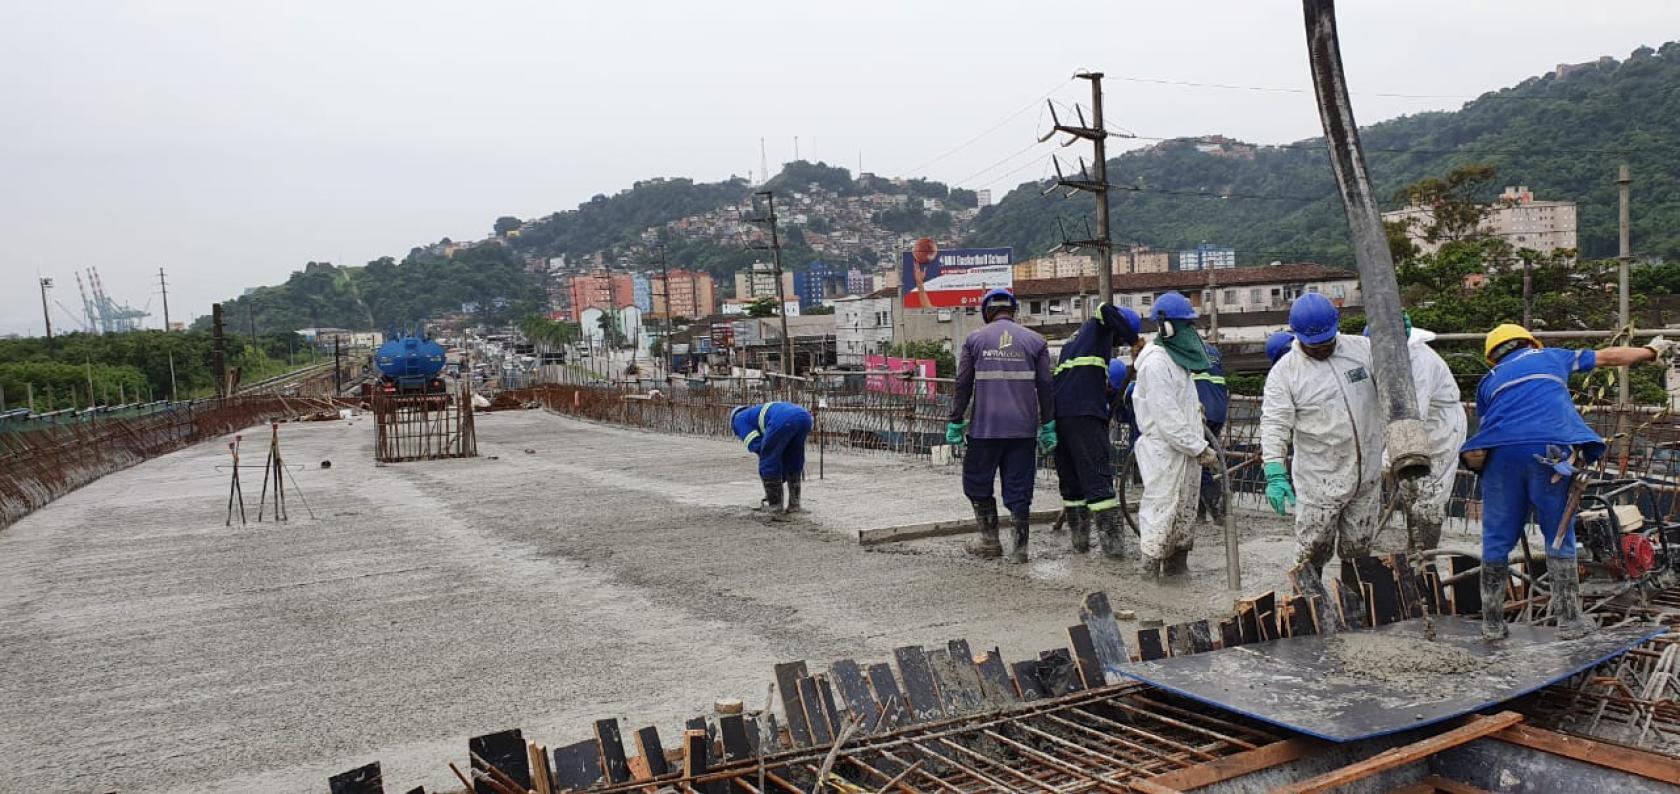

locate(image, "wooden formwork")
[[372, 385, 477, 463]]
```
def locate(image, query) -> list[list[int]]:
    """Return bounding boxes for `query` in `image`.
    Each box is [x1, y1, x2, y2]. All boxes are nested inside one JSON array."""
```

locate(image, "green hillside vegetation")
[[0, 331, 307, 411], [971, 43, 1680, 265]]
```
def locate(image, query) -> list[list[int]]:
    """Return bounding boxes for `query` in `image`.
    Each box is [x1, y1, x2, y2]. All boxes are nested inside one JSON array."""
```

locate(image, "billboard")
[[901, 246, 1013, 309], [865, 355, 937, 397]]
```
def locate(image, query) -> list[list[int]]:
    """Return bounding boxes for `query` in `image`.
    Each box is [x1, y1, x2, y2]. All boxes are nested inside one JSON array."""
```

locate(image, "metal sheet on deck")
[[1121, 616, 1663, 742]]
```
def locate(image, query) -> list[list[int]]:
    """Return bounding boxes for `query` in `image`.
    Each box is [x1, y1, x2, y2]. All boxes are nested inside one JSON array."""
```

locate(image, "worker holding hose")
[[1132, 292, 1220, 578], [1051, 303, 1141, 557], [1381, 317, 1465, 555], [1260, 294, 1384, 582], [730, 401, 814, 517], [1460, 325, 1672, 640]]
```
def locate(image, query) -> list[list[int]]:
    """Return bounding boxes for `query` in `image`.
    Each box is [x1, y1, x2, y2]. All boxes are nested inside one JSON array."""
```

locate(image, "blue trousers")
[[1480, 442, 1577, 562], [1054, 415, 1116, 510], [757, 413, 812, 481], [964, 437, 1037, 516]]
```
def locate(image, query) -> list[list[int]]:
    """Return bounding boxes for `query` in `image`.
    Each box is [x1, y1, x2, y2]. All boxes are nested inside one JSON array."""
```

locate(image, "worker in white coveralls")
[[1261, 293, 1385, 579], [1382, 316, 1467, 554], [1132, 291, 1220, 577]]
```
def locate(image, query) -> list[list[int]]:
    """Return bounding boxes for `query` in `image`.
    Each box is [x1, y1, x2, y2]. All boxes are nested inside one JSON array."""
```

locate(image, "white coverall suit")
[[1132, 343, 1209, 564], [1261, 333, 1385, 568], [1395, 327, 1467, 551]]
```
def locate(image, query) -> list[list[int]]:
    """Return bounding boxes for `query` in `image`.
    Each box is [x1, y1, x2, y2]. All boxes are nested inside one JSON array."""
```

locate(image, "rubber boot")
[[1070, 507, 1092, 553], [965, 500, 1002, 559], [1162, 548, 1191, 577], [755, 478, 785, 518], [785, 478, 802, 514], [1096, 508, 1125, 559], [1481, 562, 1510, 640], [1551, 557, 1596, 640], [1007, 510, 1031, 564]]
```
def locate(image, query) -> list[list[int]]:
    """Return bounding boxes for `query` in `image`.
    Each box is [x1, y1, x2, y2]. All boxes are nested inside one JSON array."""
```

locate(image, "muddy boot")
[[1481, 562, 1510, 640], [1410, 519, 1442, 557], [1551, 557, 1595, 640], [1007, 510, 1031, 564], [965, 500, 1002, 559], [1162, 547, 1191, 577], [1070, 507, 1092, 553], [1139, 554, 1162, 578], [785, 477, 802, 514], [754, 478, 785, 517], [1095, 509, 1126, 559]]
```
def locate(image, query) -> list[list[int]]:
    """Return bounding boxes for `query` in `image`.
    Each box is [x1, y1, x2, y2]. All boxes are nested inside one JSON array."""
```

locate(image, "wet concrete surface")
[[0, 408, 1483, 793]]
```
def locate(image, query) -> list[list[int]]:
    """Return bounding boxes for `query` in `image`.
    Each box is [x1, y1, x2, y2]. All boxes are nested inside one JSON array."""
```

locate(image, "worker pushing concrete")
[[730, 401, 814, 516], [1385, 316, 1466, 554], [1131, 291, 1219, 577], [1460, 325, 1672, 640], [1261, 293, 1384, 581], [1051, 303, 1141, 556], [947, 288, 1055, 563]]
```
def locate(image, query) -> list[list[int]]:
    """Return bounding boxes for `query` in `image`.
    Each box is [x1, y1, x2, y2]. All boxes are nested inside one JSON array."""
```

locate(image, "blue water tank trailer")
[[374, 333, 447, 394]]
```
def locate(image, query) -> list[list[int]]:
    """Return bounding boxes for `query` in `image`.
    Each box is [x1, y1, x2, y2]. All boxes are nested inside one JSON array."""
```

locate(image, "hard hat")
[[1107, 358, 1130, 392], [1265, 331, 1295, 364], [1288, 293, 1340, 345], [1152, 291, 1196, 323], [980, 288, 1018, 320], [1099, 303, 1142, 345], [1484, 323, 1539, 364], [730, 405, 751, 424]]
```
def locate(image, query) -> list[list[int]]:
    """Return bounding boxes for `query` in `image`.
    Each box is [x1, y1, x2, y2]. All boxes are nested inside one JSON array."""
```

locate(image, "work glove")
[[1263, 461, 1296, 516], [1646, 335, 1674, 362], [1196, 447, 1219, 469], [1037, 420, 1058, 453], [946, 420, 969, 447]]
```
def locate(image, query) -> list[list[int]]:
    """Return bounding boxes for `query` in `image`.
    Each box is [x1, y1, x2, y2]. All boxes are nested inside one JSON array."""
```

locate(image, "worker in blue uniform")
[[948, 288, 1056, 563], [1108, 358, 1139, 446], [1052, 303, 1142, 556], [1266, 331, 1295, 365], [731, 401, 814, 516], [1194, 341, 1230, 523], [1460, 324, 1671, 640]]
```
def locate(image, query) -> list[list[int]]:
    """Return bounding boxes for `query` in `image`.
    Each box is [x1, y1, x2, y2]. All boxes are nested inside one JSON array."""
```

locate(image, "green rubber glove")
[[1037, 420, 1058, 453], [1264, 461, 1296, 516], [946, 420, 969, 446]]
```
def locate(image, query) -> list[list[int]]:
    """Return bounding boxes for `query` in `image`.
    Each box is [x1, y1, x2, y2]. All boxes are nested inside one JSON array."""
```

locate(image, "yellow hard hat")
[[1484, 323, 1539, 363]]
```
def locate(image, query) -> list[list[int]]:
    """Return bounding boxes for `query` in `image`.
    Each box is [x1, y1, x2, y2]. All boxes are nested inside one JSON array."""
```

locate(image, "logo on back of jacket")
[[983, 329, 1026, 361]]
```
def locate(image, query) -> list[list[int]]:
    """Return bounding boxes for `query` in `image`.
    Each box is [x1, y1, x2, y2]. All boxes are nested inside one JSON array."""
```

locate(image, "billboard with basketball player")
[[901, 240, 1013, 309]]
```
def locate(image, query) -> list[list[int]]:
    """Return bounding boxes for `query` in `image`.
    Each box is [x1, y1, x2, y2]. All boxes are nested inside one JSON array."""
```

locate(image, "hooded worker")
[[731, 401, 814, 516], [1460, 324, 1672, 640], [1260, 293, 1384, 580], [1368, 317, 1466, 554], [1265, 331, 1296, 365], [947, 288, 1055, 563], [1053, 303, 1142, 556], [1132, 291, 1219, 576]]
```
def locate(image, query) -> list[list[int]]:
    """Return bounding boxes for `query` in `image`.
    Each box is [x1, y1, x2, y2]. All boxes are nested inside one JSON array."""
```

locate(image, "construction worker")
[[730, 401, 814, 516], [1266, 330, 1296, 365], [1385, 317, 1466, 554], [948, 288, 1055, 563], [1195, 341, 1229, 524], [1460, 325, 1672, 640], [1132, 292, 1219, 577], [1053, 303, 1142, 555], [1260, 293, 1384, 580]]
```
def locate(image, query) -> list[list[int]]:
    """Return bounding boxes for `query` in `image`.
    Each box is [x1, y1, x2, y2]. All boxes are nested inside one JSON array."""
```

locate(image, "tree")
[[494, 216, 523, 237], [803, 305, 835, 315], [888, 339, 956, 379], [1392, 164, 1498, 244], [596, 310, 626, 348], [746, 297, 778, 318]]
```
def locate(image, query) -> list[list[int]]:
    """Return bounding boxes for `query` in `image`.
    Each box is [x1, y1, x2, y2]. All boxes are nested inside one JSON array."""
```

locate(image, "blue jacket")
[[1193, 342, 1229, 426], [731, 402, 811, 454], [1053, 311, 1130, 420], [1462, 347, 1604, 462], [951, 319, 1053, 439]]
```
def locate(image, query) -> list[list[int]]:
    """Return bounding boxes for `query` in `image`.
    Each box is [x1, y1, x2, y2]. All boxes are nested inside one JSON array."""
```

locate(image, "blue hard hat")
[[1107, 358, 1130, 392], [1152, 291, 1196, 322], [730, 405, 750, 423], [1100, 303, 1142, 345], [1288, 293, 1340, 345], [1265, 331, 1295, 364], [980, 287, 1018, 319]]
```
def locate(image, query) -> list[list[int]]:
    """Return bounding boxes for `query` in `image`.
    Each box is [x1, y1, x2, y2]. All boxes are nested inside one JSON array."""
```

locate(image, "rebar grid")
[[372, 386, 477, 463]]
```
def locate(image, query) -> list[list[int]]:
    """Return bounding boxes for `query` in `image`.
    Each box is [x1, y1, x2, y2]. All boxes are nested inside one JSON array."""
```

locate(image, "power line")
[[895, 77, 1074, 178], [1108, 131, 1671, 158], [1113, 74, 1558, 102]]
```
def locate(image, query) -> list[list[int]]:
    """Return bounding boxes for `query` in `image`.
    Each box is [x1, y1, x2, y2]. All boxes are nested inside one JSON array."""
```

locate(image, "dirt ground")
[[0, 408, 1481, 793]]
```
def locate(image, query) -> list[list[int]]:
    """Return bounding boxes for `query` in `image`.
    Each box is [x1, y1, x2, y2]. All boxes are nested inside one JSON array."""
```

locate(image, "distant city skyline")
[[2, 1, 1674, 335]]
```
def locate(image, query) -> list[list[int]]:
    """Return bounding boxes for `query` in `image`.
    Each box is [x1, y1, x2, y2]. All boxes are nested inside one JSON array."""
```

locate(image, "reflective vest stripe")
[[1088, 497, 1121, 512], [742, 402, 775, 448], [1053, 355, 1108, 375], [976, 369, 1036, 381], [1192, 373, 1227, 385], [1489, 372, 1567, 401]]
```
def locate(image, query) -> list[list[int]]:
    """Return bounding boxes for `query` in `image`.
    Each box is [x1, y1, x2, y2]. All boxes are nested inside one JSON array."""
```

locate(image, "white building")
[[1014, 263, 1361, 325], [1383, 185, 1578, 256], [1176, 244, 1237, 271], [832, 289, 897, 366]]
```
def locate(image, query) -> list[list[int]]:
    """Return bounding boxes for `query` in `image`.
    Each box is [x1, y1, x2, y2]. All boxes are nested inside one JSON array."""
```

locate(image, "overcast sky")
[[2, 1, 1673, 336]]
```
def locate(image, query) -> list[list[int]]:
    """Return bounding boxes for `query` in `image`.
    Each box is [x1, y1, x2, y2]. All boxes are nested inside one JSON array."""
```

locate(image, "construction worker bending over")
[[731, 401, 814, 516], [1052, 303, 1141, 556], [1459, 325, 1671, 640], [1195, 341, 1230, 524], [1391, 318, 1466, 554], [948, 288, 1055, 564], [1261, 294, 1384, 580], [1266, 331, 1295, 365], [1132, 292, 1220, 577]]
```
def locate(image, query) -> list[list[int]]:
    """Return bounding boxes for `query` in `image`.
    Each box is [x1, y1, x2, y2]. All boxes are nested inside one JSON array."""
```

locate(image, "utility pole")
[[657, 244, 673, 379], [158, 268, 172, 331], [1618, 163, 1631, 406], [1042, 72, 1113, 305], [1521, 254, 1533, 328], [1206, 267, 1220, 342], [168, 349, 178, 402], [212, 303, 228, 398], [748, 190, 793, 376], [38, 277, 54, 350], [333, 336, 342, 395]]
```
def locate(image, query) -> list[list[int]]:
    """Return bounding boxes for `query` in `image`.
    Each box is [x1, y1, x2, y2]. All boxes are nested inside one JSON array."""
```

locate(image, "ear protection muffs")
[[1160, 319, 1176, 338]]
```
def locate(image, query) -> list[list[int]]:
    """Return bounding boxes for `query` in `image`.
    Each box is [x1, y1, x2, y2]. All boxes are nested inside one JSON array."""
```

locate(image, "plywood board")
[[471, 728, 532, 792], [1120, 618, 1663, 743], [894, 645, 944, 723], [772, 661, 813, 747]]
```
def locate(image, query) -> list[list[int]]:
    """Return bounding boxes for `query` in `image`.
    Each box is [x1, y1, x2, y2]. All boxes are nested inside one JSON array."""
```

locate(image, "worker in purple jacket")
[[947, 288, 1056, 563]]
